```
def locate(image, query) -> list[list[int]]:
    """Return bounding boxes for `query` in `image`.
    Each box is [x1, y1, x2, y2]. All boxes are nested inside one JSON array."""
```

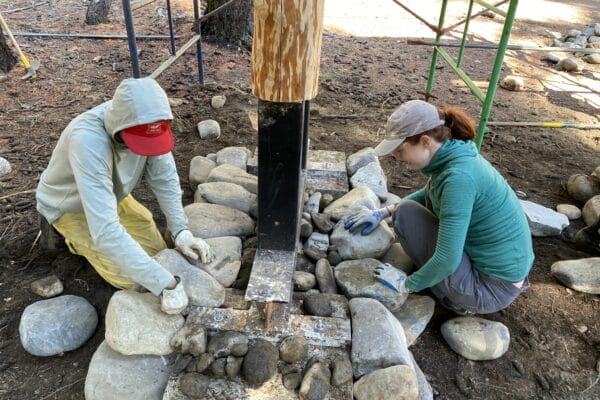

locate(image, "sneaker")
[[39, 215, 66, 252]]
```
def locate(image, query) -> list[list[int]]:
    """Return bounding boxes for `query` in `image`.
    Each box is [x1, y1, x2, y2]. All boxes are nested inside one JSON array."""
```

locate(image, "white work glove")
[[343, 207, 391, 236], [374, 263, 410, 294], [175, 229, 214, 264], [161, 275, 189, 314]]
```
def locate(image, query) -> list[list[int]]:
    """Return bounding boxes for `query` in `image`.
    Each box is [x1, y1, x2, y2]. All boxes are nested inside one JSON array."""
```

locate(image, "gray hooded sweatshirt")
[[36, 78, 186, 295]]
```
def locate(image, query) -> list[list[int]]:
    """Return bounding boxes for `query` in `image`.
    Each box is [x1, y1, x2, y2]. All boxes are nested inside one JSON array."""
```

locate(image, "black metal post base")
[[257, 100, 305, 251]]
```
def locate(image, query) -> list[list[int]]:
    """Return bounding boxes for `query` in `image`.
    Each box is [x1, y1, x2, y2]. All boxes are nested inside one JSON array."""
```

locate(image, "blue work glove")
[[374, 263, 409, 293], [343, 207, 390, 235]]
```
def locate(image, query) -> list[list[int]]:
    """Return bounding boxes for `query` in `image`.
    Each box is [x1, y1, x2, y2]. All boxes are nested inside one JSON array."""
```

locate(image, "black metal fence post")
[[121, 0, 141, 78], [166, 0, 176, 55], [192, 0, 204, 83]]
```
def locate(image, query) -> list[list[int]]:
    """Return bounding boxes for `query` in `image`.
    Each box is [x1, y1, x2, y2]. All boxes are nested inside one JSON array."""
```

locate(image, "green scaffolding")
[[422, 0, 519, 149]]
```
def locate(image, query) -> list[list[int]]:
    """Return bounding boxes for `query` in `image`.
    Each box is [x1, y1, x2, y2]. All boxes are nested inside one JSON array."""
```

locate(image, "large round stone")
[[189, 156, 217, 191], [350, 161, 388, 201], [567, 174, 600, 203], [0, 156, 11, 178], [19, 295, 97, 356], [335, 258, 408, 312], [582, 195, 600, 227], [331, 354, 353, 386], [323, 187, 380, 221], [197, 119, 221, 140], [242, 339, 278, 386], [196, 181, 257, 214], [196, 236, 243, 288], [441, 317, 510, 361], [353, 365, 418, 400], [207, 331, 249, 357], [303, 294, 333, 317], [216, 146, 251, 170], [347, 147, 377, 176], [179, 373, 247, 399], [330, 217, 394, 260], [349, 298, 411, 378], [105, 291, 184, 356], [279, 334, 308, 363], [556, 204, 581, 220], [153, 249, 226, 306], [85, 341, 173, 400], [551, 258, 600, 294], [211, 95, 226, 109], [207, 164, 258, 194], [393, 294, 436, 346], [184, 203, 255, 239], [559, 58, 584, 72], [299, 362, 332, 400]]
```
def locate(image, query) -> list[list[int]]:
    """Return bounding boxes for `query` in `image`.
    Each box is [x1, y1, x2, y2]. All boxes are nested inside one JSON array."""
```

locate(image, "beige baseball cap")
[[373, 100, 445, 157]]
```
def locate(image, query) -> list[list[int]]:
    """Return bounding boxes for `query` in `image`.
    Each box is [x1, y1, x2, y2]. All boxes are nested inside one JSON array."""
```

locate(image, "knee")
[[393, 200, 422, 233]]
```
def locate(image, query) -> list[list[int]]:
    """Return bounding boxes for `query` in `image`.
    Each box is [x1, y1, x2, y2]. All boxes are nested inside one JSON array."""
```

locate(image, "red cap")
[[120, 120, 174, 156]]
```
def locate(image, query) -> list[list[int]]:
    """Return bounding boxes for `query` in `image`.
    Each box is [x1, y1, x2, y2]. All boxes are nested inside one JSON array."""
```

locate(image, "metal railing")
[[121, 0, 240, 82], [394, 0, 519, 149]]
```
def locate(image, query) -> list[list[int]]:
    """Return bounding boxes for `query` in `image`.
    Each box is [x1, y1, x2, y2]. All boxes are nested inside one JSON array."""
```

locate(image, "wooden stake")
[[252, 0, 325, 102]]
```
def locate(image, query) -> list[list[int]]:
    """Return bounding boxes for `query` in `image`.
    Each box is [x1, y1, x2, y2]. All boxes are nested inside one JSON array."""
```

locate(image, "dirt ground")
[[0, 1, 599, 399]]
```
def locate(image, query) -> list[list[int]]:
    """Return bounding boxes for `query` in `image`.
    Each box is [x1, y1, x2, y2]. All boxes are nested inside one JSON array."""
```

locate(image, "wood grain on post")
[[252, 0, 324, 103]]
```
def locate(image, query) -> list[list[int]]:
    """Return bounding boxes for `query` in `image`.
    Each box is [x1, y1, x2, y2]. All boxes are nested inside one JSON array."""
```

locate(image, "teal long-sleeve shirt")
[[403, 139, 534, 293]]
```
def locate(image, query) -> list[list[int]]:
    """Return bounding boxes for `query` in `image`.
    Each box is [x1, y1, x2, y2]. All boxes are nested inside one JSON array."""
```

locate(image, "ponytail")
[[438, 106, 476, 141]]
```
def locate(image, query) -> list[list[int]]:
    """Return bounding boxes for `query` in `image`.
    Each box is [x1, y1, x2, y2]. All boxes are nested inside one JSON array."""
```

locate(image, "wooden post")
[[246, 0, 325, 327], [251, 0, 324, 251], [252, 0, 324, 103]]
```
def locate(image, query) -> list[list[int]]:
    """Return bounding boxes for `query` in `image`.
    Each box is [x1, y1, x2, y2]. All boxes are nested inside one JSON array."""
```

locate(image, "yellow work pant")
[[53, 195, 167, 290]]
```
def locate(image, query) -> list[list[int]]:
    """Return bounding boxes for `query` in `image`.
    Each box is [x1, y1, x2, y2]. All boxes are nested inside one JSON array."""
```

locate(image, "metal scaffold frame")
[[394, 0, 519, 149], [121, 0, 240, 82]]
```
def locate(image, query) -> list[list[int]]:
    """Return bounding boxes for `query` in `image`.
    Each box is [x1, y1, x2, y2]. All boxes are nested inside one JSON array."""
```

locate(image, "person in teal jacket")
[[344, 100, 534, 314]]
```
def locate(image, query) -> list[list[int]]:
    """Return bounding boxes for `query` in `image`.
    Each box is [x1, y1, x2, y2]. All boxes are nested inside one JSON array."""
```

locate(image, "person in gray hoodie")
[[36, 78, 212, 314]]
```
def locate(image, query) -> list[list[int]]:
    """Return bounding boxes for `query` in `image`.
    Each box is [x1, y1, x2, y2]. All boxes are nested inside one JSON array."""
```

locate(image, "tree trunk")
[[86, 0, 113, 25], [202, 0, 253, 49], [0, 25, 17, 73]]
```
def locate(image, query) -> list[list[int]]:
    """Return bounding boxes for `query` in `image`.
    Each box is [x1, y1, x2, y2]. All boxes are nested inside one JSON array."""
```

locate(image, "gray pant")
[[394, 200, 526, 314]]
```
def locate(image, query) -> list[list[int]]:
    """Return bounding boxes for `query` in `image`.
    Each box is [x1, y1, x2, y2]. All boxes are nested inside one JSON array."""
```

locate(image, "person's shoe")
[[39, 215, 66, 252], [440, 297, 475, 316]]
